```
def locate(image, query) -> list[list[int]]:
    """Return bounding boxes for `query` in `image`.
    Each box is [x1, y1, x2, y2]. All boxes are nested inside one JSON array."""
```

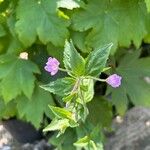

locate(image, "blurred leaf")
[[74, 136, 89, 147], [111, 85, 128, 115], [49, 128, 77, 150], [107, 52, 150, 114], [0, 54, 40, 102], [57, 0, 80, 10], [17, 86, 55, 128], [145, 0, 150, 12], [15, 0, 69, 47], [0, 99, 17, 119], [47, 43, 64, 66], [0, 24, 6, 37], [71, 31, 90, 53], [72, 0, 148, 53], [74, 126, 103, 150], [0, 0, 10, 12], [87, 96, 112, 127]]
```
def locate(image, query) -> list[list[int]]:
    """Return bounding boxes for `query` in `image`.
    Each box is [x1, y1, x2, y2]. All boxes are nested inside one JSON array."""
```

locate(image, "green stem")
[[58, 67, 68, 72], [58, 67, 76, 78], [87, 76, 106, 82]]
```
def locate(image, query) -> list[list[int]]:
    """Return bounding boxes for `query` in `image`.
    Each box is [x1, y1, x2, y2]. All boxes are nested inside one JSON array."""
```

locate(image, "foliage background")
[[0, 0, 150, 149]]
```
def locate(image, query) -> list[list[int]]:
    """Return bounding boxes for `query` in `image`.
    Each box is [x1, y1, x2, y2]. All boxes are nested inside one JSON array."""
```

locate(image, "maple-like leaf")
[[15, 0, 69, 47], [107, 51, 150, 115], [0, 54, 40, 102], [72, 0, 149, 53], [17, 86, 55, 128]]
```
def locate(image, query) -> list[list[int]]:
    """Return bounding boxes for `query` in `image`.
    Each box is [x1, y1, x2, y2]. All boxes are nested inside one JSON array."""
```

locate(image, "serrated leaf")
[[15, 0, 69, 47], [17, 86, 55, 128], [43, 118, 69, 133], [63, 40, 85, 76], [72, 0, 148, 53], [107, 52, 150, 114], [40, 77, 75, 97], [85, 43, 112, 76], [0, 54, 40, 102], [57, 0, 80, 10], [49, 106, 73, 121]]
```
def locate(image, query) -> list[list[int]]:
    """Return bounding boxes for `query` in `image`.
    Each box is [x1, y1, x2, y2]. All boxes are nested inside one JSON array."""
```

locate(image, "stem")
[[58, 67, 76, 78], [87, 76, 106, 82], [71, 78, 81, 94], [58, 67, 68, 72]]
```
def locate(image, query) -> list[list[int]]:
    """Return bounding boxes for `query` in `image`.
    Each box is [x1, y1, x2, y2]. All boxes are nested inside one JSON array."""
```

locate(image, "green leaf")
[[74, 136, 90, 147], [0, 99, 17, 119], [15, 0, 69, 47], [87, 96, 112, 127], [85, 43, 112, 76], [63, 40, 85, 76], [49, 129, 77, 150], [111, 85, 128, 115], [72, 0, 148, 53], [7, 15, 24, 54], [63, 93, 76, 102], [0, 24, 6, 37], [71, 31, 90, 53], [57, 0, 80, 10], [0, 0, 10, 13], [49, 106, 74, 121], [17, 86, 55, 128], [0, 54, 40, 102], [47, 43, 64, 66], [43, 118, 69, 133], [145, 0, 150, 12], [75, 123, 104, 150], [40, 77, 75, 97], [107, 52, 150, 114], [79, 78, 94, 103]]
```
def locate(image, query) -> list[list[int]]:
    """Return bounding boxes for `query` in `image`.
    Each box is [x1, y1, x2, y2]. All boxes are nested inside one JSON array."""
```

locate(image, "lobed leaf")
[[17, 86, 55, 128], [0, 54, 40, 102], [15, 0, 69, 47]]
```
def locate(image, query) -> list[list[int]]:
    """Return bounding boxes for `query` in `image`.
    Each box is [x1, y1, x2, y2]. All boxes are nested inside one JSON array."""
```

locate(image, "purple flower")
[[106, 74, 122, 88], [44, 57, 60, 76]]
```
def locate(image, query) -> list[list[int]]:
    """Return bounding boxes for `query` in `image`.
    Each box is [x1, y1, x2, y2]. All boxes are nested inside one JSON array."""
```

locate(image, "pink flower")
[[106, 74, 122, 88], [44, 57, 60, 76]]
